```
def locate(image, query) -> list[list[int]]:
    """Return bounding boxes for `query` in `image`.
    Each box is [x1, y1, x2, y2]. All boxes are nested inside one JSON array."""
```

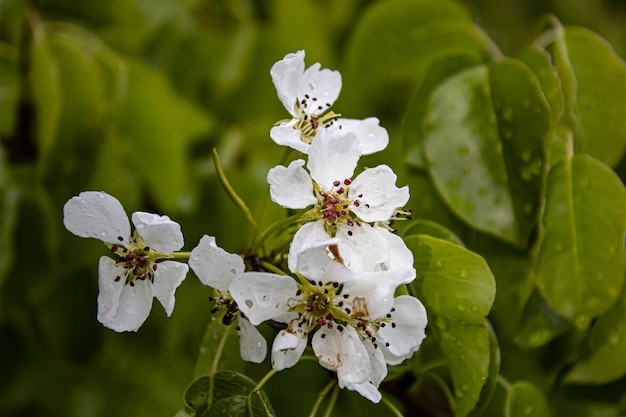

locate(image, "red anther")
[[306, 304, 315, 312], [317, 318, 326, 326], [325, 313, 334, 320], [353, 200, 360, 207], [333, 180, 341, 186], [344, 179, 351, 185], [337, 187, 345, 194]]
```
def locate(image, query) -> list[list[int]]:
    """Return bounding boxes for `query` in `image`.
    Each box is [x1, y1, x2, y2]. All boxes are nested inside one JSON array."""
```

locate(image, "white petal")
[[333, 117, 389, 155], [312, 326, 370, 388], [335, 224, 388, 272], [345, 340, 387, 403], [189, 235, 244, 294], [288, 221, 330, 272], [237, 317, 267, 364], [96, 256, 126, 324], [271, 50, 305, 115], [152, 260, 188, 316], [100, 276, 155, 332], [308, 130, 361, 189], [378, 296, 428, 365], [271, 324, 308, 370], [267, 159, 316, 209], [269, 122, 311, 154], [295, 239, 352, 284], [377, 228, 416, 278], [341, 270, 408, 320], [229, 272, 298, 326], [131, 212, 184, 254], [299, 64, 341, 116], [63, 191, 130, 245], [350, 165, 409, 222]]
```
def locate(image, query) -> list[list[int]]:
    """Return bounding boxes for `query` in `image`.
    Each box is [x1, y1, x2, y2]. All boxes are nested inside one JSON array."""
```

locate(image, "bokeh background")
[[1, 0, 625, 416]]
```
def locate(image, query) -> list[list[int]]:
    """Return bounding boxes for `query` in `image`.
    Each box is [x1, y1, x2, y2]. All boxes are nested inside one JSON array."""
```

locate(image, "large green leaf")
[[403, 52, 482, 169], [193, 318, 247, 379], [564, 281, 626, 384], [407, 234, 496, 417], [116, 59, 213, 213], [536, 154, 626, 328], [183, 371, 275, 417], [422, 59, 551, 247], [506, 381, 551, 417], [342, 0, 487, 118], [514, 289, 572, 349], [553, 26, 626, 167]]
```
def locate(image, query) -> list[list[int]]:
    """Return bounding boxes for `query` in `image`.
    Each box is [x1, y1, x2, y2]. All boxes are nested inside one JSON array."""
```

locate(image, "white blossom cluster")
[[63, 50, 427, 403]]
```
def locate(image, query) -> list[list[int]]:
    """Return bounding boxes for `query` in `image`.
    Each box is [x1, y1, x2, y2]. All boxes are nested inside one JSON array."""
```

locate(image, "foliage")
[[1, 0, 626, 416]]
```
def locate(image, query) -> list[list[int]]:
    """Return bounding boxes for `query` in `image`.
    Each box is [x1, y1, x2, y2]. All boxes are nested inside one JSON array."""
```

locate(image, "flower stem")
[[170, 252, 191, 259], [322, 385, 339, 417], [213, 148, 258, 229], [308, 379, 336, 417], [259, 260, 288, 275], [250, 211, 315, 254], [382, 396, 405, 417], [247, 369, 279, 413]]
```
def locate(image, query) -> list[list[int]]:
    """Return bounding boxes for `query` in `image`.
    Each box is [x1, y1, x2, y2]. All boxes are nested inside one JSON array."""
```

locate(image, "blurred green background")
[[1, 0, 625, 416]]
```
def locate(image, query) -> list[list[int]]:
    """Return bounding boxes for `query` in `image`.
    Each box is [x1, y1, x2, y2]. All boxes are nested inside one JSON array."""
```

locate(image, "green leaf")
[[564, 282, 626, 384], [193, 319, 246, 379], [403, 219, 465, 247], [403, 52, 482, 169], [518, 46, 564, 126], [184, 370, 275, 417], [117, 59, 213, 213], [506, 381, 551, 417], [343, 0, 487, 118], [422, 59, 551, 247], [553, 26, 626, 167], [467, 321, 501, 417], [514, 289, 572, 349], [407, 235, 496, 417], [535, 154, 626, 328], [0, 56, 19, 138], [31, 24, 61, 162]]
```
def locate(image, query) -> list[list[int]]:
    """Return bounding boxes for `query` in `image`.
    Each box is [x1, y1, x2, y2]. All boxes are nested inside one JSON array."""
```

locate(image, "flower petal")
[[378, 296, 428, 365], [270, 121, 310, 153], [271, 50, 305, 115], [288, 221, 330, 272], [333, 117, 389, 155], [237, 317, 267, 364], [294, 239, 352, 284], [312, 326, 370, 388], [267, 159, 316, 209], [299, 63, 342, 116], [152, 260, 188, 316], [271, 324, 308, 370], [63, 191, 130, 245], [229, 272, 298, 326], [96, 256, 126, 324], [378, 228, 416, 278], [341, 270, 409, 320], [335, 224, 388, 272], [308, 129, 361, 189], [189, 235, 244, 294], [345, 340, 387, 403], [350, 165, 409, 222], [98, 266, 155, 333], [131, 212, 184, 254]]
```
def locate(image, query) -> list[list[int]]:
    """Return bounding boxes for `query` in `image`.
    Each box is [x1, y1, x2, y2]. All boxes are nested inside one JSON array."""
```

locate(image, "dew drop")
[[524, 406, 534, 415], [435, 260, 443, 268], [502, 107, 514, 121], [458, 146, 469, 155], [521, 150, 532, 162], [435, 315, 448, 330], [460, 269, 469, 278], [448, 179, 460, 189], [192, 255, 200, 261], [456, 303, 466, 312], [97, 193, 107, 199]]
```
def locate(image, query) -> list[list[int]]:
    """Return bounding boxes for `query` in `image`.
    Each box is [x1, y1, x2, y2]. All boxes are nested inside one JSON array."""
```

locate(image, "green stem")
[[250, 211, 315, 254], [308, 379, 336, 417], [322, 385, 339, 417], [382, 396, 405, 417], [425, 372, 456, 411], [260, 260, 288, 275], [247, 369, 279, 413], [497, 375, 513, 392], [207, 324, 233, 407], [170, 252, 191, 259], [213, 148, 257, 229]]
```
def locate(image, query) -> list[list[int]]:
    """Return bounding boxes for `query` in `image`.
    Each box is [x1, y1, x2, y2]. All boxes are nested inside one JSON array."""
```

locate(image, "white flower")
[[63, 191, 188, 332], [267, 129, 411, 272], [188, 235, 295, 363], [229, 242, 426, 403], [270, 50, 388, 154]]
